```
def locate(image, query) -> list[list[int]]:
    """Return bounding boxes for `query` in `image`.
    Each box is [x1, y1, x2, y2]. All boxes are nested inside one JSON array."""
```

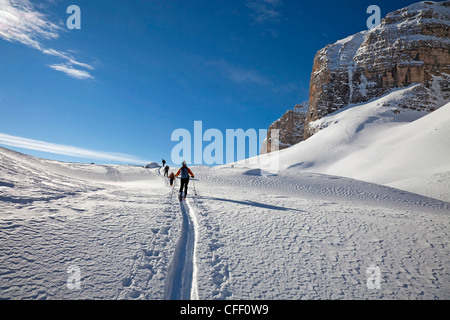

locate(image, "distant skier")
[[175, 161, 194, 199], [164, 165, 170, 177], [169, 172, 175, 186], [160, 159, 166, 175]]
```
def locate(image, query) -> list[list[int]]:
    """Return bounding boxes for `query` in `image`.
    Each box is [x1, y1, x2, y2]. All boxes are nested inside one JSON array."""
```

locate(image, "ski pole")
[[171, 178, 176, 197], [192, 178, 197, 196]]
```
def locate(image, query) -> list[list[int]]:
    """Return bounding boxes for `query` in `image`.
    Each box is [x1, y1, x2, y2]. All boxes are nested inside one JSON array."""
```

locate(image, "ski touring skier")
[[164, 165, 170, 177], [175, 161, 194, 200], [169, 172, 175, 186], [160, 159, 166, 175]]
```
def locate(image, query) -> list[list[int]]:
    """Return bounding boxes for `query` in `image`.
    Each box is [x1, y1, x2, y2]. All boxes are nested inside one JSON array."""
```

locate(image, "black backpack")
[[180, 166, 189, 179]]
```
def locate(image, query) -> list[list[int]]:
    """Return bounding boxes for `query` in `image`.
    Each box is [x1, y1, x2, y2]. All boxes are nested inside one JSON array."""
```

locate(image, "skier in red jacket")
[[175, 161, 194, 199]]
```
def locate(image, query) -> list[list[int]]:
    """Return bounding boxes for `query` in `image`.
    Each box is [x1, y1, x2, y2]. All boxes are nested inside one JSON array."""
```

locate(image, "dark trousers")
[[179, 178, 189, 195]]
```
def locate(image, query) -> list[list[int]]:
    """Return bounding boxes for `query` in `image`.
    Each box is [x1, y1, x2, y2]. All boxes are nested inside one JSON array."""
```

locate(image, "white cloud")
[[0, 0, 94, 79], [204, 58, 300, 95], [246, 0, 283, 23], [206, 59, 272, 86], [0, 133, 147, 164], [0, 0, 60, 48], [49, 63, 93, 80]]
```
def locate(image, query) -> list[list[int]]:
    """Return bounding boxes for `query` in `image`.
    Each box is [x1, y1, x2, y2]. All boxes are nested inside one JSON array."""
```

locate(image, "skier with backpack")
[[169, 172, 175, 186], [163, 165, 170, 177], [175, 161, 194, 200]]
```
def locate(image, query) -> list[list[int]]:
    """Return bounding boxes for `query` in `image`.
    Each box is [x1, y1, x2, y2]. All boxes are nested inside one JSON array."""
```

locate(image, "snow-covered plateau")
[[1, 87, 449, 300]]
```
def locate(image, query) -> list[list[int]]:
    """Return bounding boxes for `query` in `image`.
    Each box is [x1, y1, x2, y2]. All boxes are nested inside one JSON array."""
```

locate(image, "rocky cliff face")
[[305, 0, 450, 138], [262, 0, 450, 153], [261, 102, 308, 154]]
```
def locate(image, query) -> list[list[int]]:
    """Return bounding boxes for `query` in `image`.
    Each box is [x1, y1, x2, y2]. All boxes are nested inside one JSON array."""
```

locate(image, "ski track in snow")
[[187, 199, 200, 300], [1, 146, 449, 299], [163, 194, 199, 300]]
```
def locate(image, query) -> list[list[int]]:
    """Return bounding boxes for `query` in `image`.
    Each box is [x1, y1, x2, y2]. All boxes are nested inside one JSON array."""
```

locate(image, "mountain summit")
[[262, 1, 450, 153]]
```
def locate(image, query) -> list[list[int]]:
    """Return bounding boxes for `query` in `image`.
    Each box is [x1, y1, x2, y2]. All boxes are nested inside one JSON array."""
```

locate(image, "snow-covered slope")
[[235, 85, 450, 202], [1, 141, 449, 300], [191, 166, 449, 299], [0, 147, 181, 299], [1, 84, 449, 299]]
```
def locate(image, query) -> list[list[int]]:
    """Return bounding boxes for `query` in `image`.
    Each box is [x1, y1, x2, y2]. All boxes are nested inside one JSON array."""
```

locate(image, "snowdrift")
[[0, 146, 160, 183], [235, 86, 450, 202], [0, 146, 179, 299], [145, 162, 161, 169]]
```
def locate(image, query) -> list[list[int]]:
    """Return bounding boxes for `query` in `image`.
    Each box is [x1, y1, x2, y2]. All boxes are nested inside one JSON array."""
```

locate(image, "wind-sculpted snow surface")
[[0, 146, 449, 299], [242, 91, 450, 203], [190, 166, 449, 299], [0, 147, 181, 299]]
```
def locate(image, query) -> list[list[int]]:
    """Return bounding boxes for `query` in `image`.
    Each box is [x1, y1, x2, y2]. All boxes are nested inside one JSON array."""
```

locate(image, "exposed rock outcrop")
[[260, 102, 308, 154], [262, 1, 450, 153], [305, 0, 450, 138]]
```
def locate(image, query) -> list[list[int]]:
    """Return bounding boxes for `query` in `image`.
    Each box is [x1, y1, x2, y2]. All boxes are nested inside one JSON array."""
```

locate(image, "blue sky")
[[0, 0, 422, 166]]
